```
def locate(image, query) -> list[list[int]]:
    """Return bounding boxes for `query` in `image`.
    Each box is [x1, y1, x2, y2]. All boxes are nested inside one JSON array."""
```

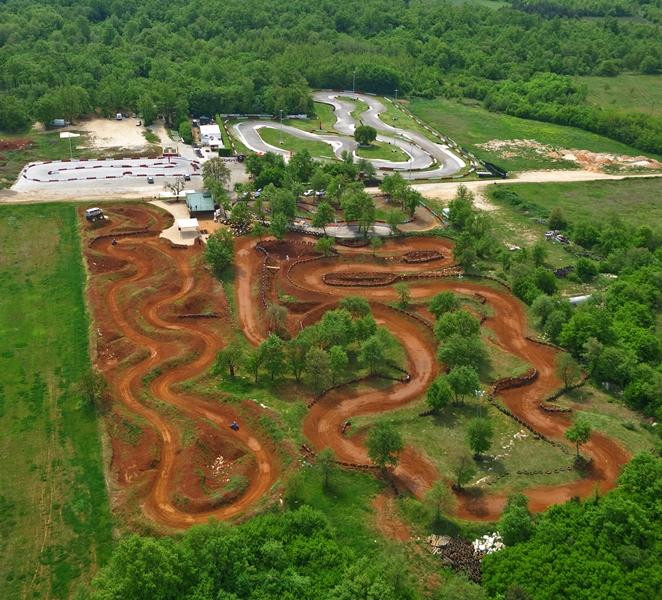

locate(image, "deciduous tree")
[[367, 421, 403, 472], [467, 417, 494, 458], [204, 228, 234, 276], [565, 417, 591, 458]]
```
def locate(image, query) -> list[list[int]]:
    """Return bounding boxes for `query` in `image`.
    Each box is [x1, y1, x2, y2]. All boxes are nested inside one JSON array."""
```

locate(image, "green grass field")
[[408, 97, 661, 171], [578, 74, 662, 117], [259, 126, 336, 160], [0, 205, 112, 599], [284, 102, 338, 134], [490, 178, 662, 229], [0, 132, 77, 188], [357, 140, 409, 162]]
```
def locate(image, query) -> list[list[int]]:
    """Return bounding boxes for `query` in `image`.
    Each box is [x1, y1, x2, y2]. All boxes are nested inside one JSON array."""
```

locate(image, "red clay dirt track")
[[84, 205, 277, 528], [236, 233, 630, 522], [85, 205, 629, 528]]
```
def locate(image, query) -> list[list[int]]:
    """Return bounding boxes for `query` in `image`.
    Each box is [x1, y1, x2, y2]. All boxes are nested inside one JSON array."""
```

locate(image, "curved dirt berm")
[[84, 205, 278, 529], [235, 234, 630, 522]]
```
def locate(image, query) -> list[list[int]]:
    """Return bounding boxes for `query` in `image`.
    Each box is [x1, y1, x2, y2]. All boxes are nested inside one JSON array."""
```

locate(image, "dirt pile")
[[477, 138, 662, 172]]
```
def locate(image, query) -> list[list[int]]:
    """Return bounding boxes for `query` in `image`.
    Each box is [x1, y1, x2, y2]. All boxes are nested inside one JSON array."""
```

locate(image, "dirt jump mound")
[[401, 249, 444, 263], [323, 271, 398, 287]]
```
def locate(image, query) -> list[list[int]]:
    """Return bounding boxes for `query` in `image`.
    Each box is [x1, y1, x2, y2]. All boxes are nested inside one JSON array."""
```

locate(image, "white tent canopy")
[[59, 132, 80, 139], [176, 218, 199, 232]]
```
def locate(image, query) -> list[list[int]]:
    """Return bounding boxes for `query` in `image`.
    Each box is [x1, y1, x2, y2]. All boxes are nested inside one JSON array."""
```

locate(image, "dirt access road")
[[236, 234, 630, 521], [409, 170, 662, 211]]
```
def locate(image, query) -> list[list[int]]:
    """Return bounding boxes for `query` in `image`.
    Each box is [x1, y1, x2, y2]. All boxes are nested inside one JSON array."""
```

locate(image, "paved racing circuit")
[[233, 91, 465, 179], [13, 156, 200, 194]]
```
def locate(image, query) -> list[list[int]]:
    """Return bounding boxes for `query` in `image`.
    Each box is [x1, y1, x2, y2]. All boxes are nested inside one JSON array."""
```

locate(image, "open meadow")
[[0, 204, 112, 599]]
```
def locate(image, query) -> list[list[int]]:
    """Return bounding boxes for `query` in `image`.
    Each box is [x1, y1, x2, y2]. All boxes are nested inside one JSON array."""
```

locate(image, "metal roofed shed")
[[185, 191, 215, 216], [199, 124, 223, 149]]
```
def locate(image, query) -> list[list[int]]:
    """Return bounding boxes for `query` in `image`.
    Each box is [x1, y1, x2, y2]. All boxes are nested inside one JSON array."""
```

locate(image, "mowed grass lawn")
[[578, 74, 662, 117], [259, 127, 336, 160], [492, 178, 662, 229], [357, 140, 409, 162], [0, 205, 112, 598], [408, 97, 660, 171]]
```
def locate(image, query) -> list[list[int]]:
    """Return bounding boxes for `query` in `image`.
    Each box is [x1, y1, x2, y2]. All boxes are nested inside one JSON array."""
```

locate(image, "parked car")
[[147, 176, 155, 184], [303, 189, 314, 197], [84, 207, 104, 222], [236, 154, 246, 163], [195, 148, 203, 157], [315, 190, 325, 198], [136, 120, 142, 126], [184, 174, 191, 181], [254, 188, 262, 198]]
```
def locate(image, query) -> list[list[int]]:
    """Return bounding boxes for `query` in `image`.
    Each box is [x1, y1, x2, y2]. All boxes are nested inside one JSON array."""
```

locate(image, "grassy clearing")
[[351, 395, 578, 494], [0, 204, 112, 599], [555, 386, 657, 456], [284, 102, 338, 134], [357, 140, 409, 162], [380, 99, 440, 142], [408, 97, 660, 171], [0, 131, 83, 188], [492, 178, 662, 229], [259, 127, 336, 159], [578, 74, 662, 117]]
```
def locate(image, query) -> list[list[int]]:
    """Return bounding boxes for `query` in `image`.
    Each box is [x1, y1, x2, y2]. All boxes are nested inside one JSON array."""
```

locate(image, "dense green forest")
[[87, 454, 662, 599], [483, 453, 661, 600], [0, 0, 661, 152]]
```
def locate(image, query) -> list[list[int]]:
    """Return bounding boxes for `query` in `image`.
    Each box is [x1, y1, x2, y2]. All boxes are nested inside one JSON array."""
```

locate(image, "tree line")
[[0, 0, 661, 154], [483, 453, 661, 600]]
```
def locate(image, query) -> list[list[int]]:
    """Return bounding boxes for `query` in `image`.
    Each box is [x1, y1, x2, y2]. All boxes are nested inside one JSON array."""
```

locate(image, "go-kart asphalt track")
[[87, 204, 630, 529], [13, 156, 200, 194], [233, 91, 466, 179]]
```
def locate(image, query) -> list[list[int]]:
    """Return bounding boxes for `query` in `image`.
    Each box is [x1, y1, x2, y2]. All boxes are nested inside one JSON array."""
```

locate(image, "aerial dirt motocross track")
[[84, 205, 277, 529], [236, 233, 630, 521]]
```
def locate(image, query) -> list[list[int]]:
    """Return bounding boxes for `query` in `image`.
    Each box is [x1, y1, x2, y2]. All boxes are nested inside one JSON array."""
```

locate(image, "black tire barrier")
[[89, 229, 158, 247], [176, 313, 220, 319]]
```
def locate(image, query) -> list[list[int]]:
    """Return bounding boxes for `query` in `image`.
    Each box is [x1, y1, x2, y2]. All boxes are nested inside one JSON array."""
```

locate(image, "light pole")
[[352, 70, 356, 94], [395, 88, 398, 104], [279, 109, 283, 145]]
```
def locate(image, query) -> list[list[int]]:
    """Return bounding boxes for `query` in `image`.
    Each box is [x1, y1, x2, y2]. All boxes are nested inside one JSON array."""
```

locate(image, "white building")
[[199, 124, 223, 150]]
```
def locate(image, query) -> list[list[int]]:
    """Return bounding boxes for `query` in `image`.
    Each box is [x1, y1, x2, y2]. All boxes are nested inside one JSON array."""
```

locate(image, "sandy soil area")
[[477, 139, 662, 173], [78, 118, 149, 150]]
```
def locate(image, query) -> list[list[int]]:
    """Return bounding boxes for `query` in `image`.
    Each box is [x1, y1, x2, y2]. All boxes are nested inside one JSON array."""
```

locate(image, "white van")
[[115, 113, 123, 120]]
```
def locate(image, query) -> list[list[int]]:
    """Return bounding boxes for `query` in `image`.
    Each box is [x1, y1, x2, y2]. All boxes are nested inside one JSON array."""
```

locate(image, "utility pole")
[[279, 109, 283, 145]]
